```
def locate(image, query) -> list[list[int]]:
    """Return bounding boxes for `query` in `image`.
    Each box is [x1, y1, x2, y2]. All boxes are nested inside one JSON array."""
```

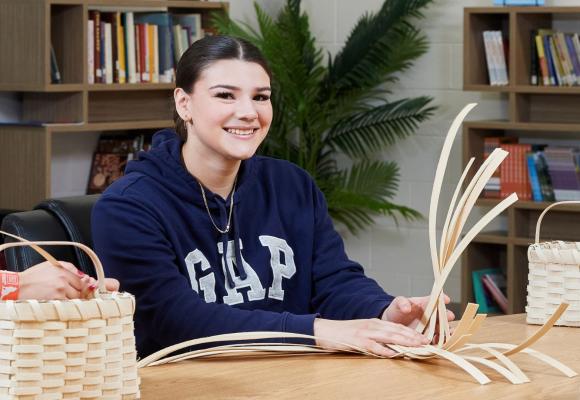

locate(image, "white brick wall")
[[224, 0, 575, 302]]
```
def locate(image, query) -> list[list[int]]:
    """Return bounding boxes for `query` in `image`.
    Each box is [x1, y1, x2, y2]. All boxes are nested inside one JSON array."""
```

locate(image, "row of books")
[[472, 268, 508, 314], [482, 31, 509, 86], [88, 10, 204, 84], [87, 134, 152, 194], [531, 30, 580, 86], [483, 137, 580, 202]]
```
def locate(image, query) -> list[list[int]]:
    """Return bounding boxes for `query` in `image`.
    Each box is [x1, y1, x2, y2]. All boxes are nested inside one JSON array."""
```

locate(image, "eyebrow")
[[209, 85, 271, 92]]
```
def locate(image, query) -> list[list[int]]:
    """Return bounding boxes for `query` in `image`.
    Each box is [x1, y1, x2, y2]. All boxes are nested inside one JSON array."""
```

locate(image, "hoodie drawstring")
[[232, 207, 247, 281], [216, 196, 247, 288]]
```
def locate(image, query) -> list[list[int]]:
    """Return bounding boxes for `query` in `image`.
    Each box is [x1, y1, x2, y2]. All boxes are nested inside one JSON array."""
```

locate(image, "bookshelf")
[[0, 0, 228, 210], [462, 7, 580, 314]]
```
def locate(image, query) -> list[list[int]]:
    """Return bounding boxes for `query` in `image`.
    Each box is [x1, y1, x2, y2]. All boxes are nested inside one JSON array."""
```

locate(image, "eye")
[[215, 92, 234, 100], [254, 94, 270, 102]]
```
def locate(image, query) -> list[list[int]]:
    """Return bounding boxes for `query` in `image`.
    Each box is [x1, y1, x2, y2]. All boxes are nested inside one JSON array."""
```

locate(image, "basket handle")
[[0, 229, 107, 296], [535, 201, 580, 244]]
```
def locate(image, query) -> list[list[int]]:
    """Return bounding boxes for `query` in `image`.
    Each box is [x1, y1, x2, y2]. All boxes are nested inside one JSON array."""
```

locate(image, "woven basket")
[[527, 201, 580, 327], [0, 232, 139, 399]]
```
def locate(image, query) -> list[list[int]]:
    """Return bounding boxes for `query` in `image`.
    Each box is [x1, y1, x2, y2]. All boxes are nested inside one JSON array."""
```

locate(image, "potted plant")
[[214, 0, 436, 234]]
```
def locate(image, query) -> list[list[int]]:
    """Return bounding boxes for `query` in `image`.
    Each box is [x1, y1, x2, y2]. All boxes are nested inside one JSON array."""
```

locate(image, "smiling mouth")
[[223, 127, 259, 136]]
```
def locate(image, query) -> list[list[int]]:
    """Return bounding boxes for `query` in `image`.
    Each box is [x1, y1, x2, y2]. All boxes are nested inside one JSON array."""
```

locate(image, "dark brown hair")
[[173, 35, 272, 141]]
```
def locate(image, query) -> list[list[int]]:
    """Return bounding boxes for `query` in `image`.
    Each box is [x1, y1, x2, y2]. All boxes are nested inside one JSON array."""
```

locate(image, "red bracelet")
[[1, 271, 19, 300]]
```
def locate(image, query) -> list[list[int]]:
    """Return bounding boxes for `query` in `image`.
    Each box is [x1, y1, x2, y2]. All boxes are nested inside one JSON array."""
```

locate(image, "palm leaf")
[[328, 97, 436, 158], [213, 0, 433, 235], [325, 160, 422, 234], [327, 0, 433, 93]]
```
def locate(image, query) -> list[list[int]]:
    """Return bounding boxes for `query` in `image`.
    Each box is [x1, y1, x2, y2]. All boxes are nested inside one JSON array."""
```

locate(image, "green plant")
[[214, 0, 436, 234]]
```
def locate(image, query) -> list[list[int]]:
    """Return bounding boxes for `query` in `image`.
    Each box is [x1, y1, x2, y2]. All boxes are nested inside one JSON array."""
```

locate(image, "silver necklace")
[[198, 177, 237, 234]]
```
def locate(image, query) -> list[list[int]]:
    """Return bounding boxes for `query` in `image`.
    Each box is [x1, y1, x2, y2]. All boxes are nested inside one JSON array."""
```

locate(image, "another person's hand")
[[313, 318, 430, 357], [18, 261, 120, 300], [381, 295, 455, 329]]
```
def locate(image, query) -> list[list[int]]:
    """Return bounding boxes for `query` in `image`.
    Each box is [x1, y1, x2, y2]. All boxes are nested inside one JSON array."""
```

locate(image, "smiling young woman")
[[91, 35, 453, 359]]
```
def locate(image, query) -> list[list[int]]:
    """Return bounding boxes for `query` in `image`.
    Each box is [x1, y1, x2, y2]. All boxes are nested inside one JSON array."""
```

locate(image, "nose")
[[235, 96, 258, 121]]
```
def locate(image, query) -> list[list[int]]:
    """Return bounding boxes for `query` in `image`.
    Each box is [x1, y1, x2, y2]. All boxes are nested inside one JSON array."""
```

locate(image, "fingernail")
[[77, 270, 85, 276]]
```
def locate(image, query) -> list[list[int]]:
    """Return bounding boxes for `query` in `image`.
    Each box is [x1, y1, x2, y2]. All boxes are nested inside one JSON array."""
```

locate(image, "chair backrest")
[[1, 195, 100, 276]]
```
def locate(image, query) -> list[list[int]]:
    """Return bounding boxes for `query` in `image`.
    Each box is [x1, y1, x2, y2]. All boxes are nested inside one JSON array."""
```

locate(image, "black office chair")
[[1, 195, 100, 276]]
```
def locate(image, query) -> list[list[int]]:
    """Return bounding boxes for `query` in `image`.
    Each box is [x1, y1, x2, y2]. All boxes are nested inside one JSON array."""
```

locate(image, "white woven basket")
[[0, 233, 139, 399], [527, 201, 580, 327]]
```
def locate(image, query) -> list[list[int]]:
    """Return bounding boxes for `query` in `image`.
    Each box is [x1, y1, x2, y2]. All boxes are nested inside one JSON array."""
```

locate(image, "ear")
[[174, 87, 191, 121]]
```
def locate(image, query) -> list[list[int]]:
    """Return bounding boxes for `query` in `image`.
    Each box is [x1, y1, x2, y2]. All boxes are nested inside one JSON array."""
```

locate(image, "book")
[[535, 34, 549, 85], [544, 147, 580, 200], [483, 137, 517, 199], [527, 152, 543, 202], [87, 153, 128, 194], [481, 272, 508, 314], [50, 44, 61, 84], [87, 134, 152, 194], [535, 151, 556, 201], [530, 30, 538, 85], [116, 12, 126, 84], [88, 20, 95, 84], [124, 12, 137, 83], [472, 268, 501, 314], [90, 10, 102, 83]]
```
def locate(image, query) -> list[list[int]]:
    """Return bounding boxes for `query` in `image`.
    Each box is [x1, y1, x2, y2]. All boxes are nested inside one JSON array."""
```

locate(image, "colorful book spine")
[[527, 152, 543, 202], [542, 34, 557, 85], [116, 12, 126, 84], [91, 11, 102, 83], [535, 34, 549, 85]]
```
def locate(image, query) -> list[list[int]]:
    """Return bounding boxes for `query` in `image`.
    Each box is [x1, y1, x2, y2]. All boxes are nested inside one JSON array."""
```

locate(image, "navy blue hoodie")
[[92, 129, 394, 357]]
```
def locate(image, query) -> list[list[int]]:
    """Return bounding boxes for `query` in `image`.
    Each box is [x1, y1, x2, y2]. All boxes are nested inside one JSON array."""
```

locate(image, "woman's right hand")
[[313, 318, 429, 357]]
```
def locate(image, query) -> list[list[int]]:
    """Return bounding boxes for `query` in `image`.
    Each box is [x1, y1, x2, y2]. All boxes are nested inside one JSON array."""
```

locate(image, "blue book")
[[527, 153, 543, 202]]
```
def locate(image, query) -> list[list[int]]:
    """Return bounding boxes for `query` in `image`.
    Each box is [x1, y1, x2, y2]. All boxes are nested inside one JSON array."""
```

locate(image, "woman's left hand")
[[381, 295, 455, 329]]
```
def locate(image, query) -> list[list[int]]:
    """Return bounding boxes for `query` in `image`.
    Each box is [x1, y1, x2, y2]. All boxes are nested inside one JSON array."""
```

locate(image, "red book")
[[482, 274, 508, 314], [484, 137, 517, 199], [90, 10, 101, 83], [137, 24, 147, 82], [500, 143, 518, 199]]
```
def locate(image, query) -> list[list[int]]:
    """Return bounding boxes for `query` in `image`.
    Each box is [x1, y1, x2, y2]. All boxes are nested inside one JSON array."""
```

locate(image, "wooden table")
[[139, 314, 580, 399]]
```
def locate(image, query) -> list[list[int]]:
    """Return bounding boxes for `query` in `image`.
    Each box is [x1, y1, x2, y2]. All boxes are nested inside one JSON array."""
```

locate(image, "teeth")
[[225, 128, 256, 136]]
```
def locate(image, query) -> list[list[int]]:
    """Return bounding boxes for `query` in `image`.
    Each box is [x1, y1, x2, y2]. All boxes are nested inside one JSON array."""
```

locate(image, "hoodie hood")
[[126, 128, 254, 286], [126, 128, 257, 208]]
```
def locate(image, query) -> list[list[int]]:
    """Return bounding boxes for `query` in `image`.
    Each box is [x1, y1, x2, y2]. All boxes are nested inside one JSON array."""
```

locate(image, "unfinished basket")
[[527, 201, 580, 327], [0, 231, 139, 399]]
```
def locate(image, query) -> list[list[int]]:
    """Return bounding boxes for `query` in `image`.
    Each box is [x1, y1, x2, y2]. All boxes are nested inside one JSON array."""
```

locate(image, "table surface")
[[138, 314, 580, 399]]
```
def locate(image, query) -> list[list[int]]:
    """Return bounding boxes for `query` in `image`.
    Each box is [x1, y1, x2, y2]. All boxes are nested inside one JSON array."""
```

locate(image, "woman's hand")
[[313, 318, 430, 357], [18, 261, 120, 300], [381, 295, 455, 329]]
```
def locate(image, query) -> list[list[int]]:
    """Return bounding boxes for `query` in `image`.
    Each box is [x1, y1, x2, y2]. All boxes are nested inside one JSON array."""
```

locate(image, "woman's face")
[[182, 59, 273, 162]]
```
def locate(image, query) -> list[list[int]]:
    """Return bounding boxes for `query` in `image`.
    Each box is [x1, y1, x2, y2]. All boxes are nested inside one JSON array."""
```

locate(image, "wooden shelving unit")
[[0, 0, 228, 210], [462, 7, 580, 314]]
